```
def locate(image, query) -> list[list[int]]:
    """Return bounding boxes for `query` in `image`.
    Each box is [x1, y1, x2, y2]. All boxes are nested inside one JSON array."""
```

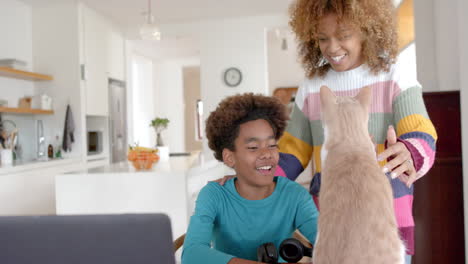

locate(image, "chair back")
[[0, 214, 175, 264]]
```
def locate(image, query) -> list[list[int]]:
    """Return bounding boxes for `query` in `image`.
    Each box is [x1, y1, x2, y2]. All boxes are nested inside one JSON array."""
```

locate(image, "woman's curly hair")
[[206, 93, 288, 162], [289, 0, 398, 77]]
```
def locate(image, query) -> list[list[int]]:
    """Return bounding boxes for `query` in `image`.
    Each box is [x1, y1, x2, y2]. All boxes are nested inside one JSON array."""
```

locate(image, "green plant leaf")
[[149, 117, 170, 130]]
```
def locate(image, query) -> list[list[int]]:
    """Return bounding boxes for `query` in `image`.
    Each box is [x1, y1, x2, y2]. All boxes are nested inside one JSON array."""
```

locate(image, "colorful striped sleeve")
[[393, 86, 437, 180], [276, 102, 314, 181]]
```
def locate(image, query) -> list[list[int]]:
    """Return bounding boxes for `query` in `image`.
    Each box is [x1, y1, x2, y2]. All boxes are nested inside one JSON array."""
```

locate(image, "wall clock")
[[223, 67, 242, 87]]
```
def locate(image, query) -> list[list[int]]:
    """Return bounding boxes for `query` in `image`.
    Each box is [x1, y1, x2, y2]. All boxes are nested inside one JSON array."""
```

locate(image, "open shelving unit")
[[0, 107, 54, 115], [0, 66, 53, 81], [0, 66, 54, 115]]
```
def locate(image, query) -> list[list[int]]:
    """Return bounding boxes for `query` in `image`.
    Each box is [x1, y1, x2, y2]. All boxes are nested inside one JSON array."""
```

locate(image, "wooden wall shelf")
[[0, 107, 54, 115], [0, 67, 53, 81]]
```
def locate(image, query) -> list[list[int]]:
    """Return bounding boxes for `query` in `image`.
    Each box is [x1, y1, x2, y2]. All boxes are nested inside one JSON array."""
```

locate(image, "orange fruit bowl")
[[127, 150, 160, 170]]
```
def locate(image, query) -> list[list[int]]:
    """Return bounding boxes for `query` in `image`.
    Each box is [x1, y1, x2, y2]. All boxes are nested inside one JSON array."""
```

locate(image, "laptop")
[[0, 214, 175, 264]]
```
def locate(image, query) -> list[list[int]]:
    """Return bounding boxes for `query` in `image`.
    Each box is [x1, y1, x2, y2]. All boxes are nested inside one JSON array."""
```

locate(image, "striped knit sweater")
[[275, 62, 437, 255]]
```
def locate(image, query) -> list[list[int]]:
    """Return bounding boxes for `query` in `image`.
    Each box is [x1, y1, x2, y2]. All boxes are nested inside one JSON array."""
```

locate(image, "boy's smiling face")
[[223, 119, 279, 189]]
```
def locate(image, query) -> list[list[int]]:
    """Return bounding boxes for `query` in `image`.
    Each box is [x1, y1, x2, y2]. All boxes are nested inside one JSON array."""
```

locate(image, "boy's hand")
[[210, 175, 235, 186]]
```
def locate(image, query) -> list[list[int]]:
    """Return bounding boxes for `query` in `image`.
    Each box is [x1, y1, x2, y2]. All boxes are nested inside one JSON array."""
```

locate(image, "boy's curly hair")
[[289, 0, 398, 77], [206, 93, 288, 162]]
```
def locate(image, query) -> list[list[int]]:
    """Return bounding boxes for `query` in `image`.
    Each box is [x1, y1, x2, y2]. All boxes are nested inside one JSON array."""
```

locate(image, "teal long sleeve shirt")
[[182, 176, 319, 264]]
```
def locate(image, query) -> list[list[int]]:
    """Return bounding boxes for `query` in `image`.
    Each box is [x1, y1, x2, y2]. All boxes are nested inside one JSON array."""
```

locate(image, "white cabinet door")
[[82, 5, 109, 116], [0, 170, 56, 215], [56, 171, 188, 240], [107, 28, 125, 81], [0, 160, 86, 216]]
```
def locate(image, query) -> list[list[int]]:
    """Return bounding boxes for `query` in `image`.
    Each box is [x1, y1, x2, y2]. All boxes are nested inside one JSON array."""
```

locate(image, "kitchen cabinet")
[[0, 158, 84, 216], [80, 4, 125, 116], [81, 5, 108, 116], [107, 30, 125, 81]]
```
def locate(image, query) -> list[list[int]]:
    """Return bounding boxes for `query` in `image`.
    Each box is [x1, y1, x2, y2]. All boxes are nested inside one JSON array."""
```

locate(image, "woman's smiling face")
[[317, 13, 364, 72]]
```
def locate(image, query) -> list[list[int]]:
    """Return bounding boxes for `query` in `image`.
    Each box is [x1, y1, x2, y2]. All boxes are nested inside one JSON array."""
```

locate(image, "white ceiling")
[[19, 0, 293, 60], [20, 0, 291, 33]]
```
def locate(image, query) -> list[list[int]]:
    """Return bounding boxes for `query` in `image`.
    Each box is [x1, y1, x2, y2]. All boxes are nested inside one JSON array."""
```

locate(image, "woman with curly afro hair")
[[276, 0, 438, 263], [182, 93, 319, 264]]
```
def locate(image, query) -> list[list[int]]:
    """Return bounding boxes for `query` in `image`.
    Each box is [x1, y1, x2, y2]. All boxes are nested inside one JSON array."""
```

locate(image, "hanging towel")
[[62, 104, 75, 152]]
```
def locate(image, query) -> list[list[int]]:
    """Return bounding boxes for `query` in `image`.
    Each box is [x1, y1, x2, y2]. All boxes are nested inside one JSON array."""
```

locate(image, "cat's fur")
[[312, 86, 405, 264]]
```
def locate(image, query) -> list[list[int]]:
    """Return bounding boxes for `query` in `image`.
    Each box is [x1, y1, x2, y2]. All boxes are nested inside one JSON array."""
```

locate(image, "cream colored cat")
[[312, 86, 405, 264]]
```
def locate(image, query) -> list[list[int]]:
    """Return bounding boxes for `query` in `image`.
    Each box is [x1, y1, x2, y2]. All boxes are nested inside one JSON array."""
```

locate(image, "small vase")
[[156, 132, 164, 147]]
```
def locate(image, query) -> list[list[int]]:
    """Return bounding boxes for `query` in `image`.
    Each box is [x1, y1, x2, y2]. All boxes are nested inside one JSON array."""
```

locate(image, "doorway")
[[182, 66, 202, 153]]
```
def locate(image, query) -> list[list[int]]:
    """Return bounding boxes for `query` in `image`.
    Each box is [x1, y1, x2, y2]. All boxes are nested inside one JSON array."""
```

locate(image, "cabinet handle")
[[80, 64, 88, 81]]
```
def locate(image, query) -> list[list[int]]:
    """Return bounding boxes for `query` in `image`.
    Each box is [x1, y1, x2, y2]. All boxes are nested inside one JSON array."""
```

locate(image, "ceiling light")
[[140, 0, 161, 41]]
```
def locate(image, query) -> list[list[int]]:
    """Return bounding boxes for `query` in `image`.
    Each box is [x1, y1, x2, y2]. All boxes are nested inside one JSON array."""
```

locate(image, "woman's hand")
[[210, 175, 235, 186], [377, 126, 417, 188]]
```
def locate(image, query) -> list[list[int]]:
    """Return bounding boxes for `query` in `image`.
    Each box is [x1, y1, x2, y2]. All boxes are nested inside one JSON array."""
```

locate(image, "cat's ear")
[[320, 85, 336, 107], [356, 86, 372, 111]]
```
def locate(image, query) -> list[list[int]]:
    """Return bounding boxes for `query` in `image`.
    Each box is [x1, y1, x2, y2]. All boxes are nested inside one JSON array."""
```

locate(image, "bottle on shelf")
[[54, 135, 62, 158], [48, 144, 54, 159]]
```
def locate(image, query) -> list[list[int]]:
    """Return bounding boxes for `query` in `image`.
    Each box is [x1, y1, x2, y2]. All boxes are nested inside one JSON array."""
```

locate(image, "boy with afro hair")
[[182, 93, 319, 264]]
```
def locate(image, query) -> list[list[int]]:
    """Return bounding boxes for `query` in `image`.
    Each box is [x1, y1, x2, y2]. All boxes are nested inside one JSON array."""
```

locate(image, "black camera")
[[257, 238, 313, 263]]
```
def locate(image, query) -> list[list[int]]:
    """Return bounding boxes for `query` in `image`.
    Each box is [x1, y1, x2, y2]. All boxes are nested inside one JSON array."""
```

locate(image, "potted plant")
[[150, 117, 170, 147]]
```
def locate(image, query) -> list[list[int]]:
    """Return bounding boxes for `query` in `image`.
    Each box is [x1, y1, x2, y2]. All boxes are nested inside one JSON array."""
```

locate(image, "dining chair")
[[0, 214, 176, 264]]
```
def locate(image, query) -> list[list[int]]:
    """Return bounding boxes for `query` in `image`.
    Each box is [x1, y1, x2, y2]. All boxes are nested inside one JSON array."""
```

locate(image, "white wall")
[[32, 1, 83, 160], [0, 0, 33, 71], [159, 14, 289, 159], [126, 43, 200, 153], [196, 15, 285, 114], [0, 0, 36, 161], [457, 0, 468, 260], [125, 41, 135, 147], [413, 0, 437, 91], [266, 29, 305, 95], [414, 0, 459, 92], [131, 55, 154, 148], [131, 38, 199, 61], [153, 57, 200, 153], [127, 38, 200, 153], [0, 0, 82, 162]]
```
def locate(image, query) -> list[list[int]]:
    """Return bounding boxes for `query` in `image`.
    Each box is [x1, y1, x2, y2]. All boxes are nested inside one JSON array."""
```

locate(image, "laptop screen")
[[0, 214, 175, 264]]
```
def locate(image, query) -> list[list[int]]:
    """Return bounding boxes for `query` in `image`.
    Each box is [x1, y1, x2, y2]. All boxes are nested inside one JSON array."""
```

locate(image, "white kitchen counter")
[[55, 153, 205, 240], [68, 153, 201, 174], [0, 157, 83, 176], [0, 157, 87, 216]]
